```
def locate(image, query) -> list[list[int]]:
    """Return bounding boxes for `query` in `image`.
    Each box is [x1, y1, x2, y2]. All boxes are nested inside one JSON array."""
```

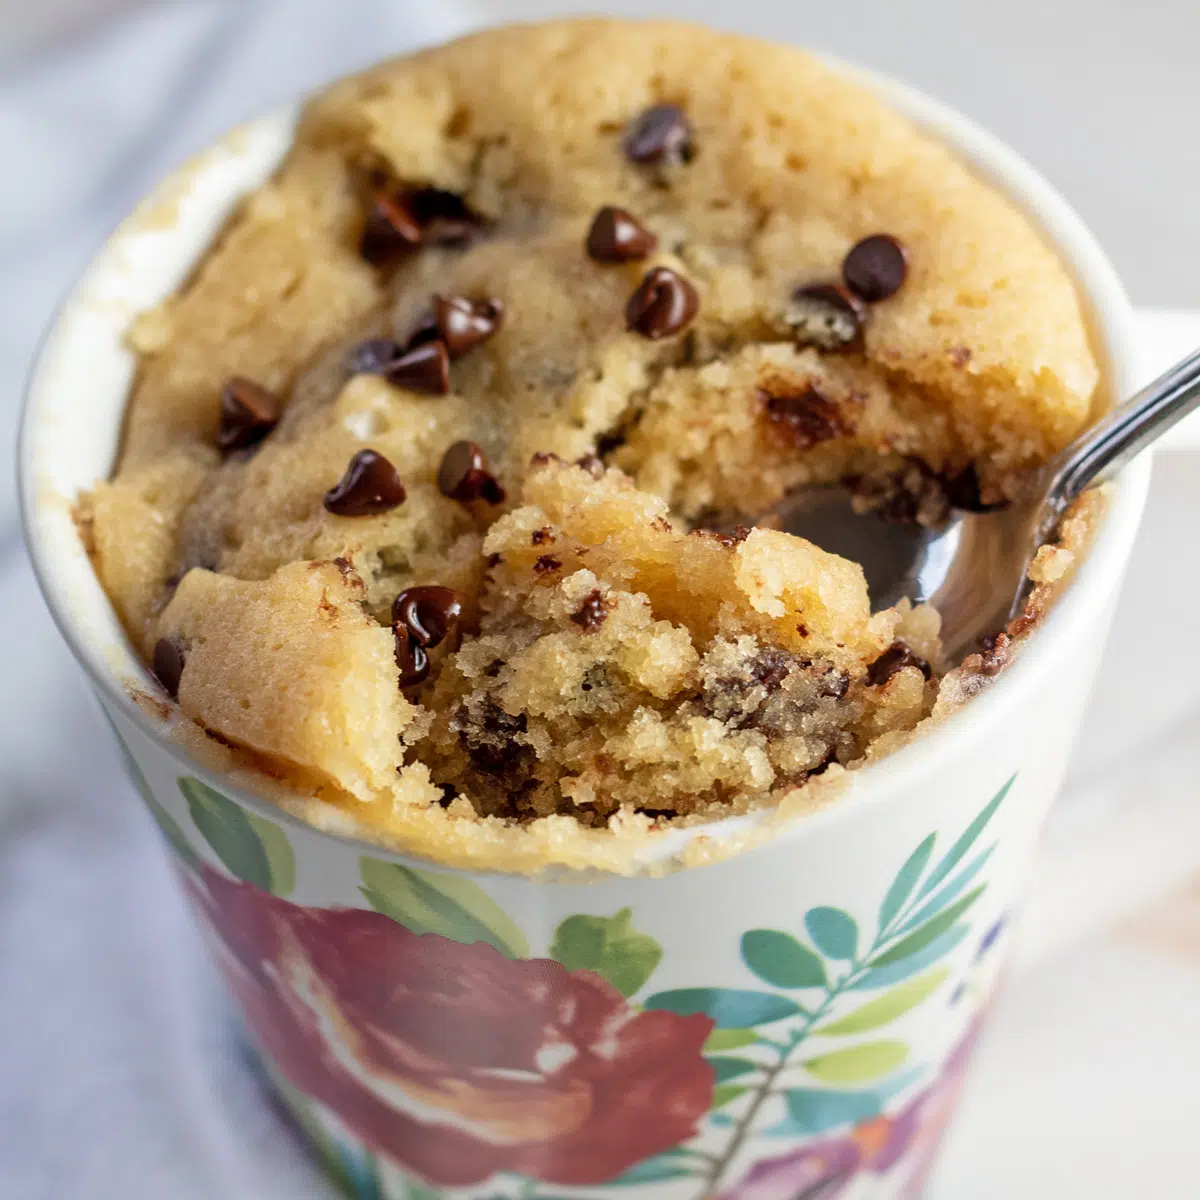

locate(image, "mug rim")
[[18, 57, 1152, 877]]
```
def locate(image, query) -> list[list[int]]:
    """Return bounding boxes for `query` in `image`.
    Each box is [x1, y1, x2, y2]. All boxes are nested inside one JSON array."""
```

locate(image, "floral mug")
[[21, 59, 1149, 1200]]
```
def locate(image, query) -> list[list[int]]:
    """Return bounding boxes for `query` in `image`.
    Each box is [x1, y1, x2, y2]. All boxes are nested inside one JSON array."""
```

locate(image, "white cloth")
[[4, 5, 1200, 1198]]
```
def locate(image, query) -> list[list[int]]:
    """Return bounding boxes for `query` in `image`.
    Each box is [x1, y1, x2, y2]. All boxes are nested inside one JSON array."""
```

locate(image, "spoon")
[[767, 345, 1200, 661]]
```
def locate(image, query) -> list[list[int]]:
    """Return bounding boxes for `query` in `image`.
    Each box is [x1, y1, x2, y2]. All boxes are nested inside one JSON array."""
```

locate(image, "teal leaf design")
[[916, 775, 1013, 901], [741, 930, 827, 989], [402, 1184, 443, 1200], [816, 967, 950, 1035], [897, 846, 995, 935], [550, 908, 662, 997], [704, 1028, 759, 1052], [707, 1056, 761, 1084], [711, 1084, 748, 1109], [804, 907, 859, 960], [608, 1148, 701, 1185], [849, 925, 971, 990], [802, 1041, 908, 1085], [179, 777, 295, 895], [770, 1087, 885, 1135], [870, 886, 986, 967], [646, 988, 803, 1028], [878, 832, 936, 931], [359, 858, 528, 958]]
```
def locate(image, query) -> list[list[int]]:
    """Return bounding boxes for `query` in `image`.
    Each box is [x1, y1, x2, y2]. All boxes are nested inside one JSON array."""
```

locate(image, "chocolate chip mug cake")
[[83, 20, 1103, 867]]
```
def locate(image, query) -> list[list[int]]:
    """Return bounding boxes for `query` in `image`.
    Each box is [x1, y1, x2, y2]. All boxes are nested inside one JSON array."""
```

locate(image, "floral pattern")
[[111, 752, 1016, 1199]]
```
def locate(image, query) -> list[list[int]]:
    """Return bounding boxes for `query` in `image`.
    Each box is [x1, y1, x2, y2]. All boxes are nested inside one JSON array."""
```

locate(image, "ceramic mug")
[[20, 60, 1149, 1200]]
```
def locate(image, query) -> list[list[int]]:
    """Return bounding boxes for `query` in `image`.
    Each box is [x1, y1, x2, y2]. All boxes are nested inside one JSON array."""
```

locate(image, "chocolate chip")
[[360, 187, 483, 264], [394, 632, 429, 688], [626, 266, 699, 339], [570, 589, 612, 632], [531, 528, 552, 545], [942, 464, 1009, 513], [384, 341, 450, 395], [785, 283, 866, 349], [763, 386, 852, 450], [624, 104, 694, 165], [218, 377, 281, 453], [392, 586, 463, 650], [750, 647, 794, 692], [575, 453, 605, 479], [843, 234, 908, 302], [533, 555, 562, 574], [586, 206, 657, 262], [867, 642, 932, 687], [323, 450, 406, 516], [360, 192, 423, 264], [978, 631, 1012, 677], [433, 295, 503, 359], [406, 187, 483, 246], [347, 338, 403, 376], [437, 440, 505, 504], [152, 636, 186, 699], [692, 524, 752, 548]]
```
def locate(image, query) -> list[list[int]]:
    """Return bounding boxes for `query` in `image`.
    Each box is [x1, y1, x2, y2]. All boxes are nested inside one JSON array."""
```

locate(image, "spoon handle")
[[1051, 343, 1200, 505]]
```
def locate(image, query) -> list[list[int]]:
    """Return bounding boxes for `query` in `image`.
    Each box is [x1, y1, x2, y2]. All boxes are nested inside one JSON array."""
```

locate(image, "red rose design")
[[186, 865, 714, 1187]]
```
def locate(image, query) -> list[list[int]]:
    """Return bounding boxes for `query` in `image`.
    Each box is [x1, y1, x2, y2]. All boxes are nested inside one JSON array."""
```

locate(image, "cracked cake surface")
[[85, 19, 1102, 869]]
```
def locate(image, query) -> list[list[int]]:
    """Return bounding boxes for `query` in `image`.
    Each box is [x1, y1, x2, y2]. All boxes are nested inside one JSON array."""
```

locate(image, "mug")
[[20, 58, 1150, 1200]]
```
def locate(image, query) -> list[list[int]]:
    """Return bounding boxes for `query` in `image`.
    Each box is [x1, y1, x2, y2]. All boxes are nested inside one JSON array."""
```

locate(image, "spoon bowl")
[[762, 343, 1200, 661]]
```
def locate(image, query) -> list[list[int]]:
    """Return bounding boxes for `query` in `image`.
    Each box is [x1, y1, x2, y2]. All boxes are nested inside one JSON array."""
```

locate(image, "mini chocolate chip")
[[360, 192, 423, 264], [785, 283, 866, 349], [438, 440, 505, 504], [978, 631, 1012, 677], [347, 338, 403, 375], [394, 631, 429, 687], [624, 104, 694, 165], [571, 589, 611, 632], [764, 386, 852, 450], [867, 642, 932, 687], [433, 294, 503, 358], [152, 636, 186, 698], [750, 647, 794, 692], [531, 528, 552, 545], [943, 464, 1009, 513], [218, 377, 281, 453], [384, 340, 450, 395], [323, 450, 407, 516], [586, 206, 657, 262], [843, 234, 908, 302], [626, 266, 699, 339], [533, 555, 562, 574], [575, 453, 604, 478], [407, 187, 483, 245], [392, 585, 464, 649]]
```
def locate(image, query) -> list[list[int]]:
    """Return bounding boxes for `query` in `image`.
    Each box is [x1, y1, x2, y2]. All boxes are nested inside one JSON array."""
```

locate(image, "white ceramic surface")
[[19, 63, 1151, 1200]]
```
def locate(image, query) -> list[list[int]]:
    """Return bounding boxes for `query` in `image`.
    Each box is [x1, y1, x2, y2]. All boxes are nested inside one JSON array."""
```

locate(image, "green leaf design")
[[179, 777, 294, 895], [646, 987, 803, 1028], [359, 858, 528, 958], [878, 832, 936, 931], [870, 886, 986, 967], [897, 846, 994, 935], [704, 1028, 759, 1052], [802, 1040, 909, 1085], [849, 926, 970, 990], [804, 907, 859, 961], [403, 1183, 444, 1200], [741, 930, 827, 989], [550, 908, 663, 997], [711, 1084, 748, 1109], [607, 1151, 700, 1185], [816, 967, 950, 1035], [707, 1056, 761, 1084], [917, 775, 1013, 901]]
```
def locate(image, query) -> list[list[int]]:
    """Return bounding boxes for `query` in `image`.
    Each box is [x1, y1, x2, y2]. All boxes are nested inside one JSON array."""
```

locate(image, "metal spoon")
[[767, 345, 1200, 661]]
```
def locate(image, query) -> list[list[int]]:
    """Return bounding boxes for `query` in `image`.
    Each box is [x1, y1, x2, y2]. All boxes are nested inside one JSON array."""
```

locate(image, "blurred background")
[[2, 2, 1200, 1198]]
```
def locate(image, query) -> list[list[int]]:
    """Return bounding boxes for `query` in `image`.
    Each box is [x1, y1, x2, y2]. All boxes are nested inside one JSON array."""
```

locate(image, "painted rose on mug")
[[185, 864, 715, 1187]]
